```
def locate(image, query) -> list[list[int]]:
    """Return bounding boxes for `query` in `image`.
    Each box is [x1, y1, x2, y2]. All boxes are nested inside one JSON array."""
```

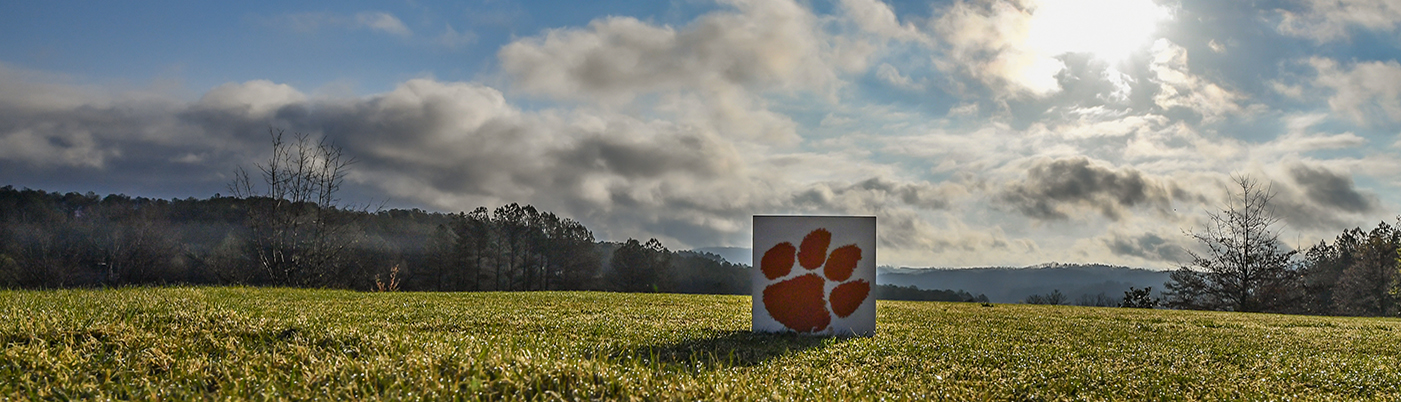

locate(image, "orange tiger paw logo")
[[760, 228, 870, 332]]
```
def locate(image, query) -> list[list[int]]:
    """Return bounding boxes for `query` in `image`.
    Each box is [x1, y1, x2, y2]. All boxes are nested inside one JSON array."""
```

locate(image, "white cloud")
[[1207, 39, 1226, 54], [0, 126, 116, 168], [947, 102, 979, 117], [839, 0, 929, 43], [820, 113, 854, 127], [1277, 0, 1401, 42], [1148, 39, 1243, 121], [1309, 58, 1401, 125], [876, 63, 922, 90], [874, 210, 1040, 268], [930, 0, 1170, 98], [932, 0, 1064, 97], [355, 12, 411, 37], [1255, 113, 1367, 157], [1270, 80, 1304, 99], [499, 0, 836, 103], [195, 80, 307, 118], [437, 24, 477, 49], [496, 0, 836, 144], [272, 11, 412, 37]]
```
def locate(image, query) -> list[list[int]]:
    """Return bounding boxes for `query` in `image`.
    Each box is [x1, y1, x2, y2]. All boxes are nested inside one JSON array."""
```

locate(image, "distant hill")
[[686, 246, 1170, 304], [692, 247, 752, 266], [878, 263, 1172, 304]]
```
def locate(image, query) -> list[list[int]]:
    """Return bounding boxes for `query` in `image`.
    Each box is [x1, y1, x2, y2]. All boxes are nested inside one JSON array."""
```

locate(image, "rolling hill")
[[878, 263, 1172, 303]]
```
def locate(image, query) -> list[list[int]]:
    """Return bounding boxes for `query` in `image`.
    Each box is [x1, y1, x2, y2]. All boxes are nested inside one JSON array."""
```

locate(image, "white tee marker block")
[[752, 215, 876, 336]]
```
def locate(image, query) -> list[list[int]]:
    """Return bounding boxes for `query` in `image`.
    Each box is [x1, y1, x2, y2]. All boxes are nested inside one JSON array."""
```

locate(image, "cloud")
[[498, 0, 835, 103], [792, 177, 964, 212], [496, 0, 834, 144], [1277, 0, 1401, 42], [1255, 113, 1367, 157], [0, 121, 118, 168], [931, 0, 1064, 97], [1308, 58, 1401, 126], [1186, 162, 1387, 233], [947, 102, 979, 117], [0, 64, 187, 169], [1148, 39, 1243, 121], [355, 12, 411, 37], [1100, 230, 1190, 264], [876, 63, 922, 90], [999, 156, 1177, 221], [839, 0, 929, 43], [195, 80, 307, 118], [1207, 39, 1226, 54], [272, 11, 412, 37], [876, 210, 1039, 267], [437, 24, 477, 49], [930, 0, 1169, 98], [1287, 163, 1379, 214]]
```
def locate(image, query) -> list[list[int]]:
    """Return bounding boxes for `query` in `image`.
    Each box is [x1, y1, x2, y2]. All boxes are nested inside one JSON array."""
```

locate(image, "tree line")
[[0, 184, 749, 293], [1163, 176, 1401, 317], [0, 185, 990, 303], [1022, 286, 1158, 308]]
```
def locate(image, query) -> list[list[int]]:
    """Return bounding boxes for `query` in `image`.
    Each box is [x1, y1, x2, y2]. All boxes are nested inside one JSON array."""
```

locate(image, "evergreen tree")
[[608, 238, 671, 292], [1332, 222, 1398, 316]]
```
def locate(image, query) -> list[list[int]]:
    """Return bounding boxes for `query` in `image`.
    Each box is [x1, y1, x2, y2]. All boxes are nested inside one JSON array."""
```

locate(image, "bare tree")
[[230, 128, 363, 287], [1164, 175, 1299, 312], [1025, 289, 1066, 305]]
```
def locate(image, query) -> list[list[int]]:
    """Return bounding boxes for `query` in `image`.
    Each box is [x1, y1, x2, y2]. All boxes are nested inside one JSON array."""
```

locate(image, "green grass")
[[2, 288, 1399, 400]]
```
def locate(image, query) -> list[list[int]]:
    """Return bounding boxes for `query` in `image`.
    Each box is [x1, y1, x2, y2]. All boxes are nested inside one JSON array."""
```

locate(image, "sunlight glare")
[[1026, 0, 1171, 64]]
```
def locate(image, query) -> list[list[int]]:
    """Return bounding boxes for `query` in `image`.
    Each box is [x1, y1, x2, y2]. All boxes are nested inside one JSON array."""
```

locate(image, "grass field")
[[2, 288, 1399, 400]]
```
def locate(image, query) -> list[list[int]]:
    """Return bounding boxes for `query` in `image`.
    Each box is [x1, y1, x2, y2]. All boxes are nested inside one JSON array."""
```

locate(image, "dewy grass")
[[2, 287, 1399, 400]]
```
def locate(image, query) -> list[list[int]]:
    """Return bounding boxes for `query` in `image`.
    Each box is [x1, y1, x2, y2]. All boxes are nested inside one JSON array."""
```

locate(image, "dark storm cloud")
[[0, 78, 278, 198], [999, 157, 1174, 221], [792, 177, 958, 212], [1288, 163, 1379, 214], [1259, 162, 1384, 231], [1102, 231, 1190, 264], [555, 130, 733, 180]]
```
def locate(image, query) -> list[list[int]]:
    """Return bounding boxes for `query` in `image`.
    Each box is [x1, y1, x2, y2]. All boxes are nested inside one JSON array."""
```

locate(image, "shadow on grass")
[[615, 330, 854, 369]]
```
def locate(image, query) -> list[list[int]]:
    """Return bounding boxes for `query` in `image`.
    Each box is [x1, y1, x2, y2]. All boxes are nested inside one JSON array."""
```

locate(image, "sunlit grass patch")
[[2, 287, 1399, 400]]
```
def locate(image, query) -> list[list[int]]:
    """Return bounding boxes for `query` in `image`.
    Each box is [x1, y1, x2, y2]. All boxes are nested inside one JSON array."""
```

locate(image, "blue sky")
[[2, 0, 1399, 269]]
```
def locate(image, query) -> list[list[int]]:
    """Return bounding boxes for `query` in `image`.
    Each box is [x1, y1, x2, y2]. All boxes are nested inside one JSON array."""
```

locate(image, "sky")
[[2, 0, 1399, 269]]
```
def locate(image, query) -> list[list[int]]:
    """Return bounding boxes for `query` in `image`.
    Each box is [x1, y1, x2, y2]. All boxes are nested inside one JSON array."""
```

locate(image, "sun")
[[1026, 0, 1171, 64]]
